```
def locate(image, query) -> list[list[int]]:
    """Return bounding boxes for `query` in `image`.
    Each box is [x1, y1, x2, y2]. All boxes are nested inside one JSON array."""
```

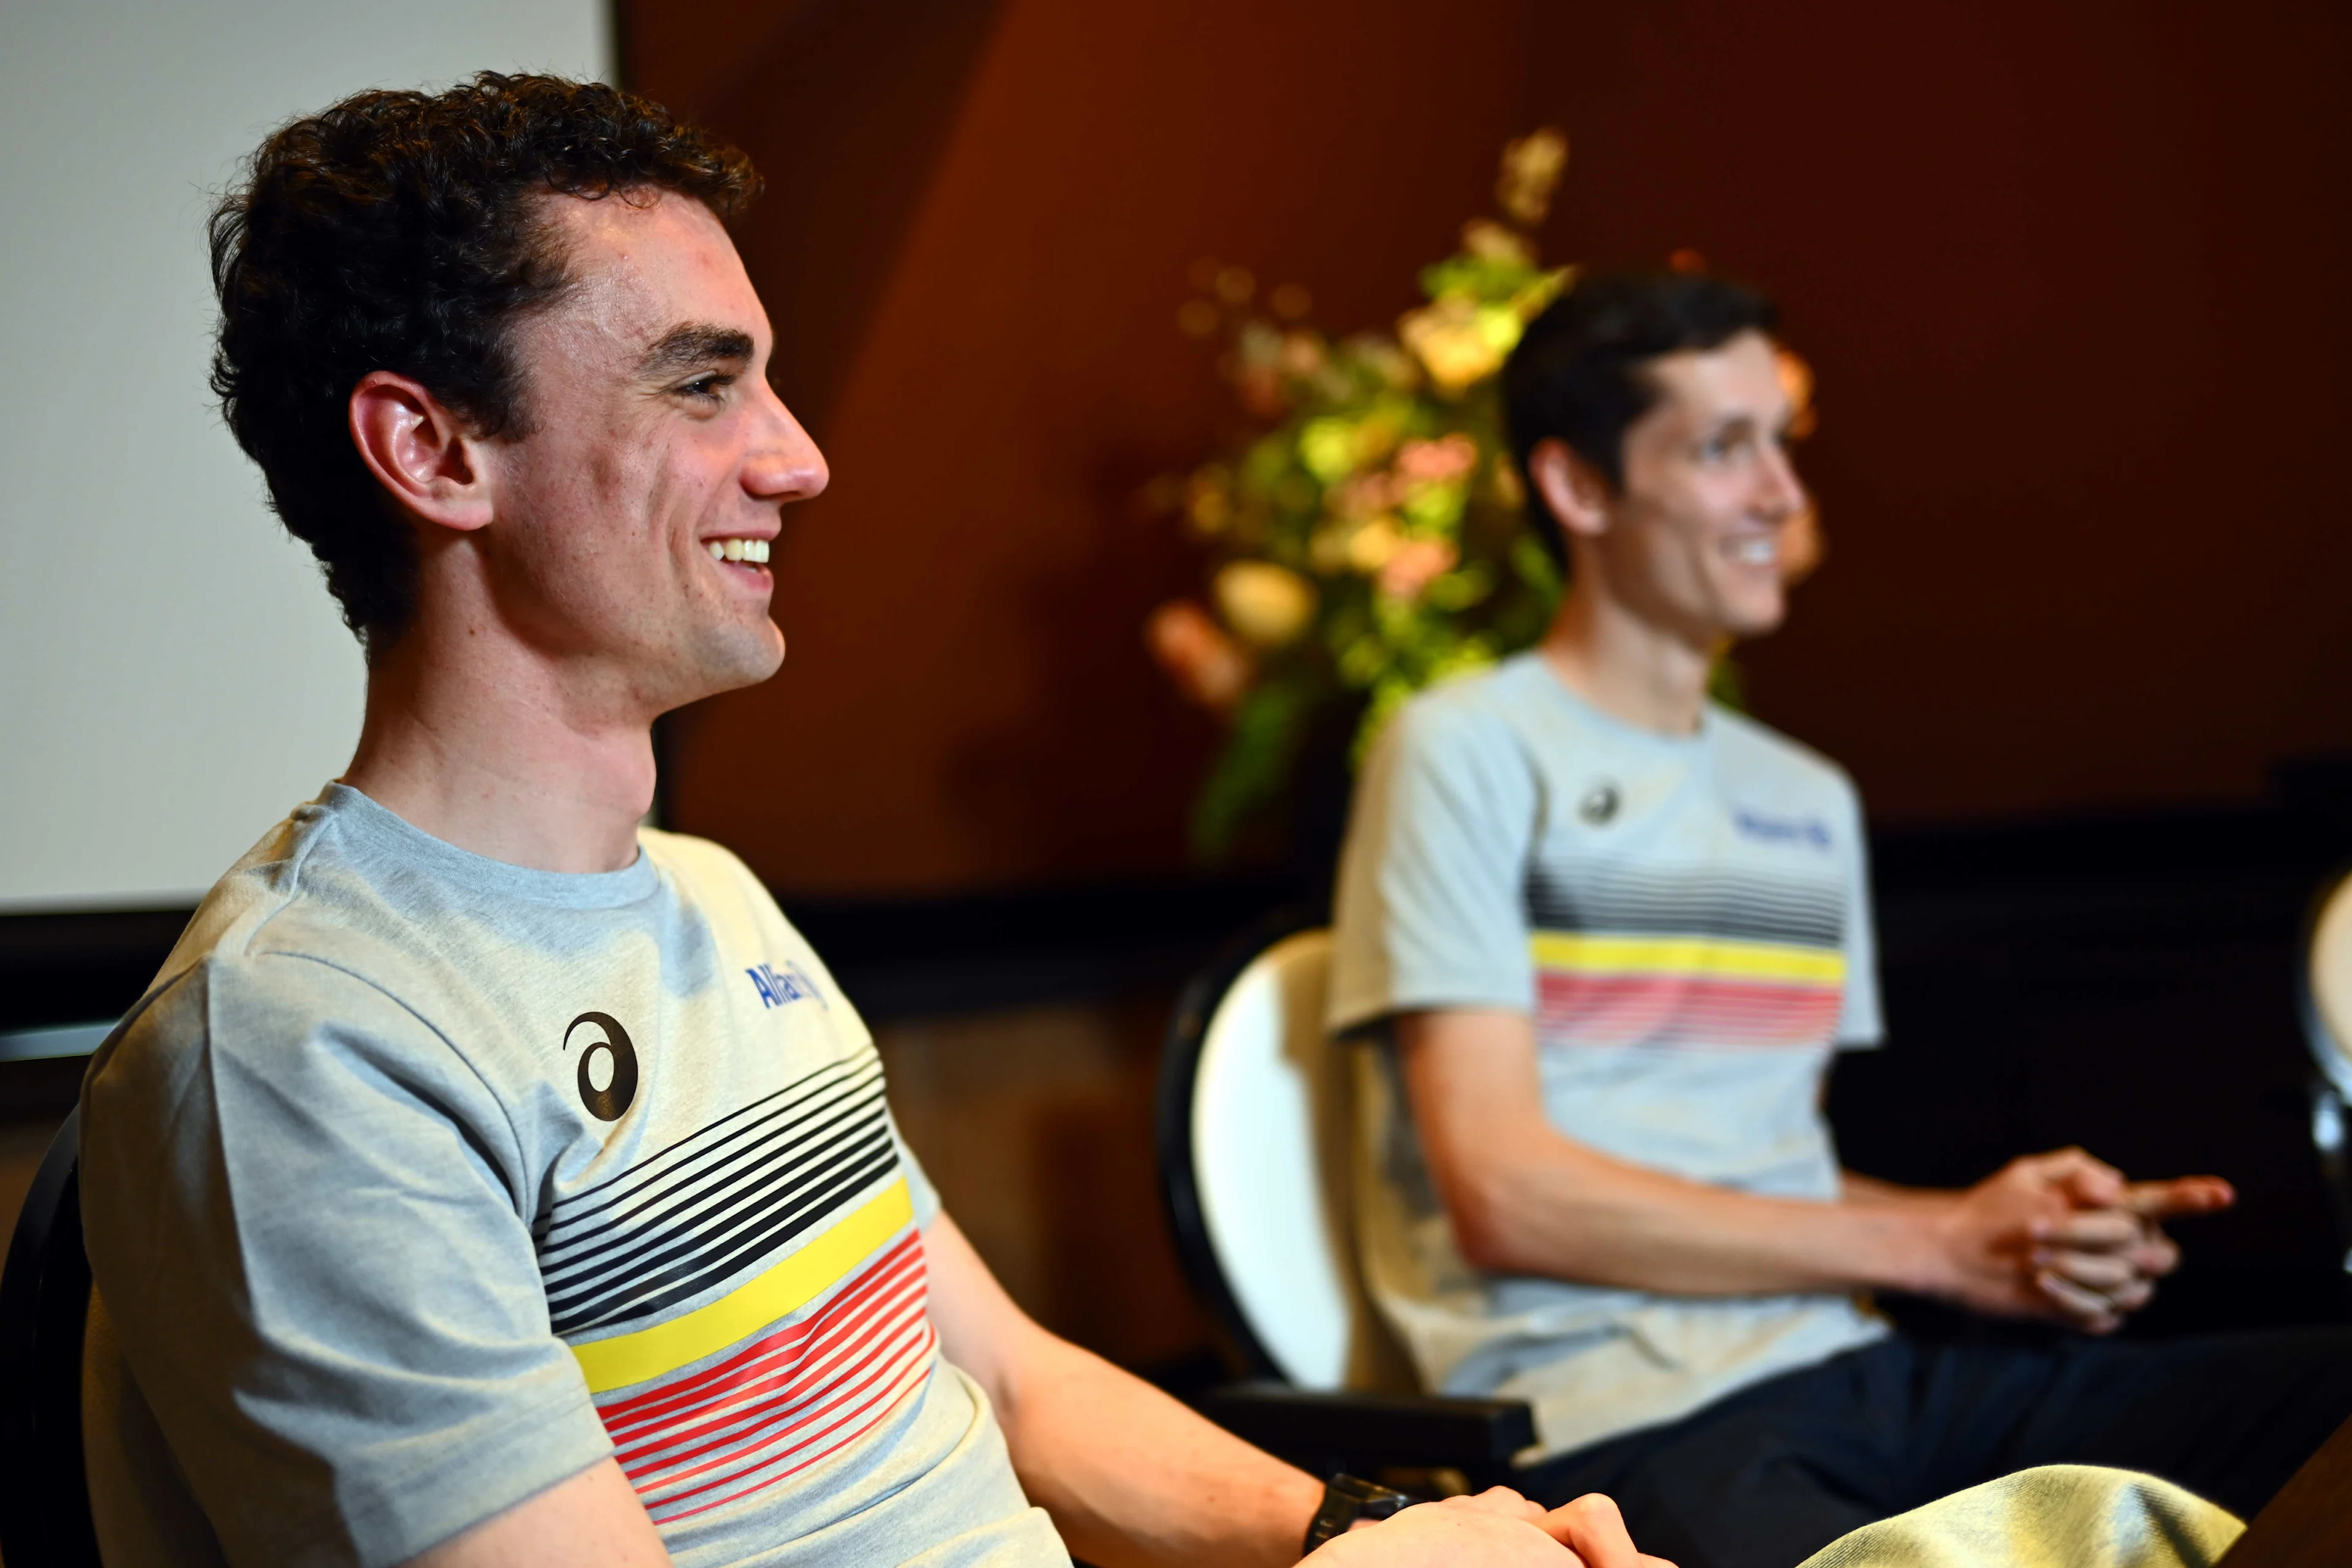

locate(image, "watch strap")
[[1302, 1473, 1413, 1557]]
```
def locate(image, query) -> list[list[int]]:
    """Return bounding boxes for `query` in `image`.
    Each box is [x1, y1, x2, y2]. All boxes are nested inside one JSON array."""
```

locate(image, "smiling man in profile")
[[73, 75, 1657, 1568], [1325, 271, 2352, 1568]]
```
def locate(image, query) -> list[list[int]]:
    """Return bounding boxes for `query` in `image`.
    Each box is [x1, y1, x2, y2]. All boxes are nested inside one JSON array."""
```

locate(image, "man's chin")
[[666, 624, 787, 709], [1723, 592, 1789, 642], [722, 627, 788, 690]]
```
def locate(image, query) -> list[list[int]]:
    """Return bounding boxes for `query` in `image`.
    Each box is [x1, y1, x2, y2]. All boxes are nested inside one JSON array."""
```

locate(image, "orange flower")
[[1378, 537, 1458, 601], [1147, 601, 1253, 714], [1497, 129, 1568, 226], [1395, 433, 1478, 484]]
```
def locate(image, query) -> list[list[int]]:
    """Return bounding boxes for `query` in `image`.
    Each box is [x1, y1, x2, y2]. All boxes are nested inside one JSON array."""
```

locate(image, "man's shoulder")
[[1386, 655, 1553, 764], [1403, 653, 1550, 723], [1708, 701, 1860, 805], [636, 826, 802, 937], [149, 793, 380, 988], [119, 793, 528, 1069], [637, 824, 766, 895]]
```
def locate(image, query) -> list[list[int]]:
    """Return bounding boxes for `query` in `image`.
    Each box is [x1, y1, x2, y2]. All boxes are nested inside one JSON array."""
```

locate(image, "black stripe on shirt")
[[535, 1050, 902, 1338], [1525, 865, 1845, 948]]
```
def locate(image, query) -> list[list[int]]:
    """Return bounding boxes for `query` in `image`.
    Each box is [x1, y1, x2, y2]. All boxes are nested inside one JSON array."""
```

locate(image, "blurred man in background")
[[1327, 270, 2352, 1568]]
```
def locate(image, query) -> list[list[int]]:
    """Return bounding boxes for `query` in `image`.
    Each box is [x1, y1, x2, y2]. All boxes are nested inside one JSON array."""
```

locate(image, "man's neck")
[[341, 617, 658, 875], [1537, 589, 1719, 738]]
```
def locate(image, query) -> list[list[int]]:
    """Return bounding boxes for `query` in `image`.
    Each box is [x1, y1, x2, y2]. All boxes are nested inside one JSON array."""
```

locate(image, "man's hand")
[[1929, 1148, 2231, 1332], [1310, 1487, 1674, 1568]]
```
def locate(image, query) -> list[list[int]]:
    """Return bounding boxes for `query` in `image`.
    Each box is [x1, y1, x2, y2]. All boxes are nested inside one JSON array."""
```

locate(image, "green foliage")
[[1159, 133, 1578, 862]]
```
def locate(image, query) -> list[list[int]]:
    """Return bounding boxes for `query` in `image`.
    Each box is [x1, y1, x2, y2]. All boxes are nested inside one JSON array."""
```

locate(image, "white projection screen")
[[0, 0, 612, 914]]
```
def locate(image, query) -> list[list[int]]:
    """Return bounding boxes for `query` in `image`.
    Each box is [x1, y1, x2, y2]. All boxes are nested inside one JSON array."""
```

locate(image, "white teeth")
[[708, 541, 726, 560], [1730, 537, 1777, 565], [748, 538, 769, 564], [722, 537, 745, 562], [708, 537, 771, 564]]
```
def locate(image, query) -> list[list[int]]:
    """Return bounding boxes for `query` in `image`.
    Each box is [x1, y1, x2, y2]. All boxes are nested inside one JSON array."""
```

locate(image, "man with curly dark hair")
[[72, 73, 1659, 1568]]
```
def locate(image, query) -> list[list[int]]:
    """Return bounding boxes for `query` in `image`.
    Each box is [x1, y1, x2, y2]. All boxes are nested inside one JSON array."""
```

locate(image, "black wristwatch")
[[1302, 1473, 1414, 1556]]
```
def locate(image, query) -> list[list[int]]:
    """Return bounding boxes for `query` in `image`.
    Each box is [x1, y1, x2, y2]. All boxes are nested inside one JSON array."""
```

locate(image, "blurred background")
[[7, 0, 2352, 1382]]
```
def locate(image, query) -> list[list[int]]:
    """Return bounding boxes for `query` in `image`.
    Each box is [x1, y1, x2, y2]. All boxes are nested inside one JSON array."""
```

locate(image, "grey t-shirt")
[[1328, 655, 1889, 1459], [79, 785, 1070, 1568]]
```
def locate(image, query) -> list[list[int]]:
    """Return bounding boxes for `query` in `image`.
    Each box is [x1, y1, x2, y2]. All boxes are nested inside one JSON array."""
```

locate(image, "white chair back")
[[1183, 927, 1403, 1391], [2304, 872, 2352, 1101]]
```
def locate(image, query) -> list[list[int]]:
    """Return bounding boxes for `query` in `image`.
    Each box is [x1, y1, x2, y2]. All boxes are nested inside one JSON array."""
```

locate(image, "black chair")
[[1157, 915, 1536, 1487], [0, 1108, 102, 1566]]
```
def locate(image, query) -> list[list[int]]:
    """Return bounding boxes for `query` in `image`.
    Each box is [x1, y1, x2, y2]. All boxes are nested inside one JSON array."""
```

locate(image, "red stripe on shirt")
[[1535, 971, 1843, 1048], [595, 1229, 938, 1521]]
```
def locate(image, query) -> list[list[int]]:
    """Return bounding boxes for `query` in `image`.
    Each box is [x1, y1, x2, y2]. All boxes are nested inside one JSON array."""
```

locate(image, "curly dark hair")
[[209, 72, 761, 650], [1502, 270, 1778, 566]]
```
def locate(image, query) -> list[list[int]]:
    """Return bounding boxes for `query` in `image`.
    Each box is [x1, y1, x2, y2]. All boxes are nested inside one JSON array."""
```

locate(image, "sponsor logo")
[[747, 960, 826, 1011], [1733, 809, 1832, 850]]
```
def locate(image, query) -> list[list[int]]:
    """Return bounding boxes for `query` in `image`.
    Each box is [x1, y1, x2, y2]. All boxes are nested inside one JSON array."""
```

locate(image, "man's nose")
[[743, 378, 829, 504], [1757, 441, 1807, 521]]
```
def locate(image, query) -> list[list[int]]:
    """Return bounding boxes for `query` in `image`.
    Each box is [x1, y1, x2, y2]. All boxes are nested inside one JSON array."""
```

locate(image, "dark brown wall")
[[630, 0, 2352, 895]]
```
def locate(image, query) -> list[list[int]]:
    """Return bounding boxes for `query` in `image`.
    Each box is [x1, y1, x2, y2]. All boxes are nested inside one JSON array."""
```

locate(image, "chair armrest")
[[1200, 1381, 1537, 1471]]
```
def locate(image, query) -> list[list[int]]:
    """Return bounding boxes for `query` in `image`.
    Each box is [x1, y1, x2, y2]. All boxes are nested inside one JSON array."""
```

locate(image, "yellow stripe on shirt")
[[1527, 932, 1846, 986], [570, 1177, 915, 1395]]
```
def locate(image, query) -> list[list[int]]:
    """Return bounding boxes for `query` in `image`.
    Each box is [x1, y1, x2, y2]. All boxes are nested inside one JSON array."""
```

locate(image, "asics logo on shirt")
[[564, 1011, 641, 1122]]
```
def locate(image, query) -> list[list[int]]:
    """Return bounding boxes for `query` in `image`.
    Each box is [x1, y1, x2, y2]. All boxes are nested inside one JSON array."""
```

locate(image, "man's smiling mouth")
[[706, 537, 771, 564]]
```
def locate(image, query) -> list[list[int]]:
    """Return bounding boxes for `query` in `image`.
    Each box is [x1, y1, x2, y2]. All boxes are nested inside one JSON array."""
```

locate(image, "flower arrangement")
[[1147, 130, 1577, 861]]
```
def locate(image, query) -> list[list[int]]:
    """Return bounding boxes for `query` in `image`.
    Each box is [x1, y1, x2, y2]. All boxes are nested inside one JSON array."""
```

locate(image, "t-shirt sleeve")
[[80, 954, 614, 1568], [1327, 697, 1541, 1034], [1833, 778, 1885, 1049]]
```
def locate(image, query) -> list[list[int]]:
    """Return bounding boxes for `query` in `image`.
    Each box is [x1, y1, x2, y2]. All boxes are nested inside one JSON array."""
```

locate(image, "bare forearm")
[[995, 1332, 1319, 1568], [1841, 1170, 1959, 1212], [1455, 1130, 1946, 1296], [1398, 1010, 1953, 1298], [923, 1213, 1316, 1568]]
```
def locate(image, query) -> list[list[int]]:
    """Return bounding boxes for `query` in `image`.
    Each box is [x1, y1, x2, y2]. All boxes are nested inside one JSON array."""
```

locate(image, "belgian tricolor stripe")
[[594, 1216, 933, 1524], [541, 1046, 933, 1524], [1529, 932, 1845, 1048]]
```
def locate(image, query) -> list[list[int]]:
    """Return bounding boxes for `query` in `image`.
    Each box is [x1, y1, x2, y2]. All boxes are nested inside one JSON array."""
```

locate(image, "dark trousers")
[[1519, 1327, 2352, 1568]]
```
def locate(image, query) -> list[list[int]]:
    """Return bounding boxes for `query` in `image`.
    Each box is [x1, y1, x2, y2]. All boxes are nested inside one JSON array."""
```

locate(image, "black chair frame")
[[0, 1107, 101, 1566]]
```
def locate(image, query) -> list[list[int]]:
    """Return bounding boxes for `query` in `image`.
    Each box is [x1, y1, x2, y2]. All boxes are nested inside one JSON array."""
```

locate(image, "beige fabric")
[[1799, 1466, 2243, 1568]]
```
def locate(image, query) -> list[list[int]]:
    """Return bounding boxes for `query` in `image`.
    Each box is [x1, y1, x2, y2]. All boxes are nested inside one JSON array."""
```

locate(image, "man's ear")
[[1528, 438, 1613, 543], [348, 371, 494, 533]]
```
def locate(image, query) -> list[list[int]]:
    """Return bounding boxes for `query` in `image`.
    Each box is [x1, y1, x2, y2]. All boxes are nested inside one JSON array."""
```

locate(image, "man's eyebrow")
[[637, 323, 755, 377]]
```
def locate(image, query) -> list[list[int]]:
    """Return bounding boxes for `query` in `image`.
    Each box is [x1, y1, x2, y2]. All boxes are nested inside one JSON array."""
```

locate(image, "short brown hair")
[[208, 72, 761, 650]]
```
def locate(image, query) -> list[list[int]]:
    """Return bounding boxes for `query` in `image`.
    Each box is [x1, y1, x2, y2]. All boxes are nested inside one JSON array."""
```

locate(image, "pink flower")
[[1378, 537, 1458, 601], [1330, 472, 1399, 518], [1395, 434, 1478, 484], [1147, 601, 1253, 714]]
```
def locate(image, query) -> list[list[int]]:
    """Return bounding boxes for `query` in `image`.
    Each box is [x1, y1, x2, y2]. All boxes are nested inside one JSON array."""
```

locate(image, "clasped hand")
[[1310, 1487, 1674, 1568], [1936, 1148, 2233, 1333]]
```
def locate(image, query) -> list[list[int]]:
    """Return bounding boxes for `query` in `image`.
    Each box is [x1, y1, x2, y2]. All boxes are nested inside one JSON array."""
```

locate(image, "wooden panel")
[[875, 995, 1210, 1368], [625, 0, 2352, 894]]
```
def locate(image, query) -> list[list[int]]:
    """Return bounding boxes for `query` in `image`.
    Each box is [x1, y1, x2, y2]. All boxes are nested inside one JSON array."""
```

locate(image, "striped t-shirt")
[[1329, 654, 1888, 1459], [80, 785, 1068, 1568]]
